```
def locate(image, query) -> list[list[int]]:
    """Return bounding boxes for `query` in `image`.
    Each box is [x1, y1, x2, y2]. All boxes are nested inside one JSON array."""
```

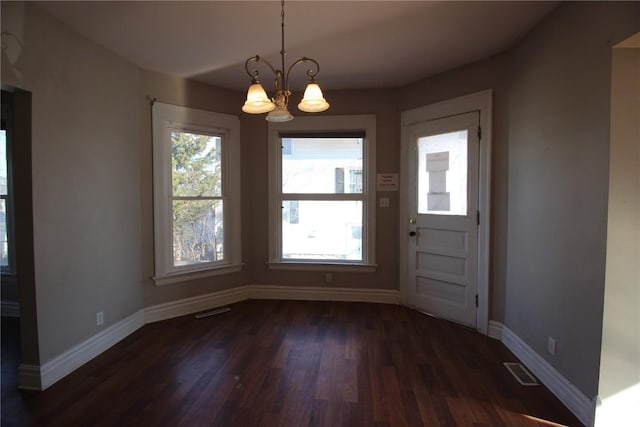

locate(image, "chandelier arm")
[[244, 55, 280, 81], [284, 57, 321, 91]]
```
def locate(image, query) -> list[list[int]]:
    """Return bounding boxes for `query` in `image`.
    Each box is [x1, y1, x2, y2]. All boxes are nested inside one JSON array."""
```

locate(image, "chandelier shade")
[[242, 0, 329, 121], [266, 105, 294, 122], [242, 81, 276, 114], [298, 81, 330, 113]]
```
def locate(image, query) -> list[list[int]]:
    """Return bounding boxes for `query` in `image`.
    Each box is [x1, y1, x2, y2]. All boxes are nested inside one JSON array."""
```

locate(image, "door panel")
[[407, 112, 479, 328]]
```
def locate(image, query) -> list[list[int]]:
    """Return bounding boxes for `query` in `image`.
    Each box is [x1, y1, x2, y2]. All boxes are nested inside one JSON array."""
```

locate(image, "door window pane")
[[282, 200, 362, 260], [417, 130, 468, 215], [282, 137, 363, 194], [172, 200, 224, 266]]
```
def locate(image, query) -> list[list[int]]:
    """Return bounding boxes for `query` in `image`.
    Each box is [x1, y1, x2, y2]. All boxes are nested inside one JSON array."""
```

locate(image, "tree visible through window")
[[171, 131, 223, 266], [152, 102, 241, 284]]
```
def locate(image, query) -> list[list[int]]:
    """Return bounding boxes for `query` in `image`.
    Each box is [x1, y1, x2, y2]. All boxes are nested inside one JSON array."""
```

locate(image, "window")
[[152, 102, 241, 285], [268, 115, 376, 271], [1, 92, 15, 275], [0, 128, 13, 273]]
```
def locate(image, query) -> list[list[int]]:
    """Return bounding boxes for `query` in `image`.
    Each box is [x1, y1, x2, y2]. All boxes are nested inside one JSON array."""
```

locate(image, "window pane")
[[172, 131, 221, 197], [282, 200, 362, 260], [282, 137, 363, 194], [0, 198, 7, 268], [172, 199, 224, 266], [1, 130, 7, 196], [0, 130, 7, 268], [417, 130, 468, 215]]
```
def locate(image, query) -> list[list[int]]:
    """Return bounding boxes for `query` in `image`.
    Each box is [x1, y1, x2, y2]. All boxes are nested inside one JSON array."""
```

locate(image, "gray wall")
[[505, 2, 639, 397], [1, 2, 143, 362]]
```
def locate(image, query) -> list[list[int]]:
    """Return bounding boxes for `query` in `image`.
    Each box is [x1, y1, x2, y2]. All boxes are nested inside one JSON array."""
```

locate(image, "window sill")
[[266, 261, 377, 273], [153, 263, 243, 286]]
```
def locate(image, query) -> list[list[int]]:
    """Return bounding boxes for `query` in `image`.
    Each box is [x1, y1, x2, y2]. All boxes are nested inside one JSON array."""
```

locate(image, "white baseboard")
[[29, 310, 145, 391], [143, 284, 398, 324], [248, 284, 400, 304], [498, 322, 594, 426], [488, 320, 503, 340], [19, 285, 399, 391], [144, 286, 249, 323], [1, 300, 20, 317]]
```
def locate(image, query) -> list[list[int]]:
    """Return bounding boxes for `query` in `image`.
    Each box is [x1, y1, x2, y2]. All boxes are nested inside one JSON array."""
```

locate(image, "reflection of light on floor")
[[521, 414, 569, 426], [595, 383, 640, 427]]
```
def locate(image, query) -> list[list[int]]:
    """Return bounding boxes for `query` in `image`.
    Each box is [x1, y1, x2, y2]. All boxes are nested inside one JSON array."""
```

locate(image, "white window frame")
[[152, 102, 241, 286], [268, 115, 377, 272]]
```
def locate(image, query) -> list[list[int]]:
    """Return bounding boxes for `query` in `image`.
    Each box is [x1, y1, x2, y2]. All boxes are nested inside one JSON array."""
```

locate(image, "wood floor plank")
[[1, 301, 584, 426]]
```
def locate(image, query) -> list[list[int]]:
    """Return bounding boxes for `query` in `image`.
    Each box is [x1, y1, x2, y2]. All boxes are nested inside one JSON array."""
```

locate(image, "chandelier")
[[241, 0, 330, 122]]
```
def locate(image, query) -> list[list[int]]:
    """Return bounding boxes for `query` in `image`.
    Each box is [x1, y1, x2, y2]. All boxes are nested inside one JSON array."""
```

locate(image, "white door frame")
[[400, 90, 492, 335]]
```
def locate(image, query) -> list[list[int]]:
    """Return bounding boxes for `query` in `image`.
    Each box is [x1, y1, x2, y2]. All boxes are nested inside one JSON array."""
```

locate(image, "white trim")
[[248, 284, 399, 304], [266, 262, 377, 273], [400, 90, 492, 335], [499, 323, 594, 426], [31, 310, 145, 390], [267, 115, 377, 267], [144, 285, 398, 323], [152, 102, 241, 284], [488, 320, 503, 340], [144, 286, 249, 323], [152, 263, 243, 286], [1, 300, 20, 317], [17, 364, 41, 390]]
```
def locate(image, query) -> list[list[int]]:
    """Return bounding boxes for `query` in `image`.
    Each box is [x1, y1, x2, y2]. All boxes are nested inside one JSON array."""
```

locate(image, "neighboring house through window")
[[152, 102, 241, 285], [268, 115, 376, 271]]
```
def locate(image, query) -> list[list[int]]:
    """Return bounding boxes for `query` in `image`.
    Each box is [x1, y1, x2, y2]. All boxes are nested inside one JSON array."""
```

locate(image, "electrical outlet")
[[325, 273, 333, 283], [548, 336, 556, 356], [97, 311, 104, 326]]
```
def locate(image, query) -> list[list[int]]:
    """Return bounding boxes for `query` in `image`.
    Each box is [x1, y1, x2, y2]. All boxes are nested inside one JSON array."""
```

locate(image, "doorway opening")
[[0, 86, 38, 395]]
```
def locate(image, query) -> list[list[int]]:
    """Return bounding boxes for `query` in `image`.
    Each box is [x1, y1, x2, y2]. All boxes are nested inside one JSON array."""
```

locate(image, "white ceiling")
[[37, 1, 557, 91]]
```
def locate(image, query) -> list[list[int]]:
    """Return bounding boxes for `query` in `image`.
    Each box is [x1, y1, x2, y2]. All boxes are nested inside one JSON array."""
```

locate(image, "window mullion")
[[280, 193, 364, 202], [172, 196, 223, 201]]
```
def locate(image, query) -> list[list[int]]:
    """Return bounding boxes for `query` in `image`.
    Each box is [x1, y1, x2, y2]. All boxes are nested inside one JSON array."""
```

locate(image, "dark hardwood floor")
[[2, 300, 582, 426]]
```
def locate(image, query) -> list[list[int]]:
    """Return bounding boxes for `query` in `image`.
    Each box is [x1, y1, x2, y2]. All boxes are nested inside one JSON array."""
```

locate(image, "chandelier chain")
[[280, 0, 286, 61]]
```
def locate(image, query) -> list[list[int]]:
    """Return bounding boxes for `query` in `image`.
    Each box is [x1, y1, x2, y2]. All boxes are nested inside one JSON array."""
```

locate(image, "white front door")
[[406, 111, 480, 328]]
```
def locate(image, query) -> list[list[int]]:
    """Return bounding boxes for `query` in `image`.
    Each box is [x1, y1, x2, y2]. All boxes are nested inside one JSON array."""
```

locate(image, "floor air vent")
[[503, 362, 539, 386]]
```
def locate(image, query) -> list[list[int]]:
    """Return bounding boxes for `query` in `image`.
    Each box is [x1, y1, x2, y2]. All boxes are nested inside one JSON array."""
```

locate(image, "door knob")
[[409, 231, 416, 237]]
